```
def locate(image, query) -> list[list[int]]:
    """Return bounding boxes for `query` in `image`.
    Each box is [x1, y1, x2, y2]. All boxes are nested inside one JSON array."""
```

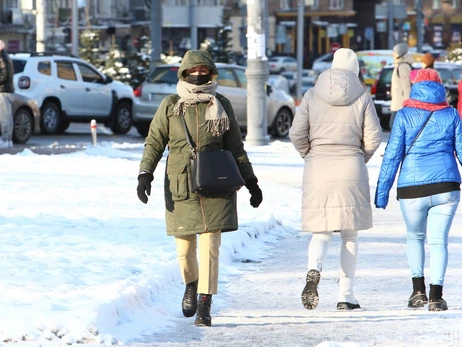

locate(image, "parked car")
[[132, 63, 296, 138], [12, 93, 41, 144], [312, 53, 334, 74], [10, 53, 134, 135], [267, 56, 298, 74], [371, 61, 462, 130]]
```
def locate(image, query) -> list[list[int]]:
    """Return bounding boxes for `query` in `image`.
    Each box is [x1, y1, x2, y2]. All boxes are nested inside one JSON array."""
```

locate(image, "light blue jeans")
[[399, 191, 460, 286]]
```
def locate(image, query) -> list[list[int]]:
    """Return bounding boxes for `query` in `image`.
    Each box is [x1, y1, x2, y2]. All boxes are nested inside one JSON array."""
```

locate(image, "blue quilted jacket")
[[375, 80, 462, 208]]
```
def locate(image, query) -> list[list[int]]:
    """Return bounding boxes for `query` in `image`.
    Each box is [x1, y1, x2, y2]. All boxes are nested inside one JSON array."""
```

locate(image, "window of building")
[[57, 62, 77, 81], [38, 61, 51, 76], [329, 0, 344, 10]]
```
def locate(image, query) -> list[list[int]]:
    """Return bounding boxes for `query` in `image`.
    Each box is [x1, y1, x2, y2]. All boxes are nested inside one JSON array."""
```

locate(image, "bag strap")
[[397, 62, 413, 78], [180, 114, 197, 158], [404, 111, 434, 158]]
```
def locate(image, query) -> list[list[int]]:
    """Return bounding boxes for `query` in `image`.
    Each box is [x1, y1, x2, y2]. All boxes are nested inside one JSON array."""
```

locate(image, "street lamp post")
[[245, 0, 270, 146]]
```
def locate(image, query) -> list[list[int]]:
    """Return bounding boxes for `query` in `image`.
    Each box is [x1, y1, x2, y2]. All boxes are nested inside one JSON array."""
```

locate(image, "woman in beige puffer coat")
[[289, 48, 382, 311]]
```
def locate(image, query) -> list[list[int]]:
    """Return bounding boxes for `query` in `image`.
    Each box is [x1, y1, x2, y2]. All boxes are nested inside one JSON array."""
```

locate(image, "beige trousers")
[[175, 231, 222, 294]]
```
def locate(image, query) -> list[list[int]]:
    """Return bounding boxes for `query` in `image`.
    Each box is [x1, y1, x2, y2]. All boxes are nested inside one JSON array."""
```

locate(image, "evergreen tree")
[[100, 43, 131, 85], [445, 42, 462, 64], [208, 11, 233, 63], [79, 30, 102, 67], [126, 35, 151, 88]]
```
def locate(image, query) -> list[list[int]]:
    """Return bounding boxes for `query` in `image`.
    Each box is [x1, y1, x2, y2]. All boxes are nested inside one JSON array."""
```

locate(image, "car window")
[[217, 68, 238, 87], [284, 58, 295, 63], [57, 62, 77, 81], [38, 61, 51, 76], [77, 63, 104, 83], [436, 68, 452, 84], [12, 59, 27, 74], [234, 68, 247, 88], [146, 67, 179, 84], [379, 68, 393, 85]]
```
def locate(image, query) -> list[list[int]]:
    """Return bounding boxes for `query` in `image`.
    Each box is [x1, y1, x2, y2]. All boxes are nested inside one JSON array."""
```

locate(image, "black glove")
[[245, 178, 263, 208], [137, 172, 154, 204]]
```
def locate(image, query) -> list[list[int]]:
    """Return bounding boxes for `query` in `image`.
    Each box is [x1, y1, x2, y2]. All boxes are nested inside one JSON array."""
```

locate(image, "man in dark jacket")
[[0, 40, 15, 149]]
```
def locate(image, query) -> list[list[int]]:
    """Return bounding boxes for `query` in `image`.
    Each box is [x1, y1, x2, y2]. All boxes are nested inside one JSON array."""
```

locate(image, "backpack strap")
[[397, 62, 413, 78]]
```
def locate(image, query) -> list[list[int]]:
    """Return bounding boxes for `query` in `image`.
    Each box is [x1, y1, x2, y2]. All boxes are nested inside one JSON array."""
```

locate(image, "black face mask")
[[186, 74, 210, 85]]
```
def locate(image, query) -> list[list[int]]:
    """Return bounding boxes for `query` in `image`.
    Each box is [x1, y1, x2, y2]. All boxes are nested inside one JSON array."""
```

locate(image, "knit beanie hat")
[[413, 68, 442, 84], [393, 42, 409, 57], [421, 53, 435, 68], [331, 48, 359, 75]]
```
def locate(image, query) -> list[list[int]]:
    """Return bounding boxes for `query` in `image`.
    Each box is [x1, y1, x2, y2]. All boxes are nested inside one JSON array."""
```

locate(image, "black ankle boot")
[[182, 280, 198, 317], [195, 294, 212, 326], [408, 277, 428, 308], [301, 269, 321, 310], [429, 284, 448, 311]]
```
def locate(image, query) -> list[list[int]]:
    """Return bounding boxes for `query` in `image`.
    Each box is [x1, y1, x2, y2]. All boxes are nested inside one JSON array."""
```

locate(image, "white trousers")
[[307, 230, 359, 303]]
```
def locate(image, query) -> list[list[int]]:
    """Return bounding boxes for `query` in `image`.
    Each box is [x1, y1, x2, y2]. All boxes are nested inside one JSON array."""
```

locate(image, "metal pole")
[[387, 0, 394, 49], [416, 0, 423, 52], [150, 0, 162, 72], [72, 0, 79, 56], [245, 0, 270, 146], [295, 0, 304, 102], [90, 119, 97, 146], [35, 0, 45, 52], [190, 0, 198, 50]]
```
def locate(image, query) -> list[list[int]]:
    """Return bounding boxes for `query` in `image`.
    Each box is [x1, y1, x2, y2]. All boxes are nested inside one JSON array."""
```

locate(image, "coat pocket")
[[168, 164, 189, 201]]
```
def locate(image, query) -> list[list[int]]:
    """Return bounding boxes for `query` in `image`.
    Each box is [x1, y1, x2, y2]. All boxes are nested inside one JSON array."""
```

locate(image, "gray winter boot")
[[301, 269, 321, 310]]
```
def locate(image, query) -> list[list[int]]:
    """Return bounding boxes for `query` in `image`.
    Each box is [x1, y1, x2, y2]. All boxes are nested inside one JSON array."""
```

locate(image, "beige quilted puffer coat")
[[289, 68, 382, 232]]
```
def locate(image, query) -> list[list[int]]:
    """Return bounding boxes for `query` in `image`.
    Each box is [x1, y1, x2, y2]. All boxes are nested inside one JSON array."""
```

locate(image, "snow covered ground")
[[0, 136, 461, 347]]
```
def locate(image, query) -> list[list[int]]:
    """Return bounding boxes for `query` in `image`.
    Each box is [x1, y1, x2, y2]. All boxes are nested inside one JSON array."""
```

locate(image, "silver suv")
[[11, 53, 134, 134], [132, 63, 296, 138]]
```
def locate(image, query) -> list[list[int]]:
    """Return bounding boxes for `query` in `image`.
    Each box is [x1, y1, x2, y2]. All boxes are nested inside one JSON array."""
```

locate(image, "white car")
[[11, 53, 134, 134], [132, 63, 296, 138], [267, 56, 298, 74], [312, 53, 334, 74]]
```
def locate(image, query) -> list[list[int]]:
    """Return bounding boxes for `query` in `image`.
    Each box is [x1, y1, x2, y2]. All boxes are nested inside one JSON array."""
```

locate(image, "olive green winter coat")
[[139, 50, 257, 237]]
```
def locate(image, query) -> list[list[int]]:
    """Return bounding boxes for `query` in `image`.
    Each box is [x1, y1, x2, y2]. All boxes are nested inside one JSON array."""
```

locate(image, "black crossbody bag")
[[180, 115, 245, 196]]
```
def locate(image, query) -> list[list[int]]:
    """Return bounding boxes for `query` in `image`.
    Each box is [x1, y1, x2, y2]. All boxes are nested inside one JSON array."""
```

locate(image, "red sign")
[[8, 40, 20, 52], [330, 42, 341, 54]]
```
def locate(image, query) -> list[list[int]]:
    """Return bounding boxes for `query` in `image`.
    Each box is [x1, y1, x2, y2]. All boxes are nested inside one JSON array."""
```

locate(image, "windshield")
[[146, 67, 179, 84]]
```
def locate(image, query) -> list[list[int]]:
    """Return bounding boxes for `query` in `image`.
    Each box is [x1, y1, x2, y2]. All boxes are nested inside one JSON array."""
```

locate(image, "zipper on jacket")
[[195, 105, 209, 232]]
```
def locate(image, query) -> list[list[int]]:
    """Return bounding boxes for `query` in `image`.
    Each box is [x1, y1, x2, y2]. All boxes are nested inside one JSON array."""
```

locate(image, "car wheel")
[[135, 123, 150, 138], [279, 67, 285, 73], [270, 108, 293, 138], [13, 107, 33, 144], [40, 102, 61, 134], [111, 102, 132, 134]]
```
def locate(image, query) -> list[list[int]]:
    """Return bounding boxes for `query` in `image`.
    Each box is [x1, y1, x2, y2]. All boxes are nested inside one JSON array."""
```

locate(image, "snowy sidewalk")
[[133, 225, 462, 347]]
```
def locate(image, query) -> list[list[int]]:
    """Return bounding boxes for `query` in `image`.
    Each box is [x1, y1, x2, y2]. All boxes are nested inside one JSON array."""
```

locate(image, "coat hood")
[[178, 50, 218, 80], [402, 80, 450, 111], [312, 69, 365, 106]]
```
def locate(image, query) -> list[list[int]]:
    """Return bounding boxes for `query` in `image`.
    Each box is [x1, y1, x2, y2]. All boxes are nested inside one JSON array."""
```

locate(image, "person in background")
[[390, 43, 414, 129], [421, 52, 435, 70], [0, 40, 15, 149], [136, 50, 262, 327], [375, 69, 462, 311], [289, 48, 382, 311]]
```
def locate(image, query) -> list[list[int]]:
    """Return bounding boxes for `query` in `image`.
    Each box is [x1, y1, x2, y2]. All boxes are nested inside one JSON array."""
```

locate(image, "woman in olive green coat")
[[137, 50, 262, 327]]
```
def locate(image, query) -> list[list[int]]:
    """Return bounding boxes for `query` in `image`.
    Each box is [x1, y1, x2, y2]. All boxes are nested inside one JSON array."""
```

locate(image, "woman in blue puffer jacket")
[[375, 68, 462, 312]]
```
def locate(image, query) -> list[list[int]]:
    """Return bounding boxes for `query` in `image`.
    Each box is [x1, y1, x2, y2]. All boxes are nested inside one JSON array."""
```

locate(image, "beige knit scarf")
[[174, 80, 230, 137]]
